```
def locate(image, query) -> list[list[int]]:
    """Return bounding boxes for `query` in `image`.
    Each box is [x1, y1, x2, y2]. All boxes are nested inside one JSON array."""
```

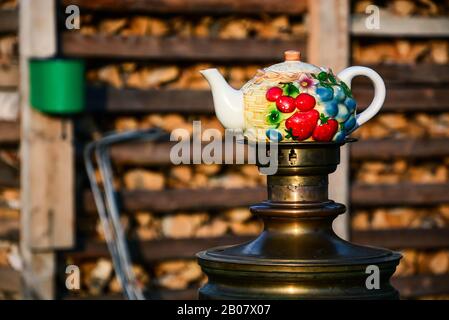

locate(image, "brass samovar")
[[197, 141, 401, 299]]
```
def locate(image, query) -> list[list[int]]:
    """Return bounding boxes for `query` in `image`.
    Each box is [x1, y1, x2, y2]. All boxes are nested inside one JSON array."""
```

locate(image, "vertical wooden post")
[[308, 0, 350, 239], [20, 0, 74, 299]]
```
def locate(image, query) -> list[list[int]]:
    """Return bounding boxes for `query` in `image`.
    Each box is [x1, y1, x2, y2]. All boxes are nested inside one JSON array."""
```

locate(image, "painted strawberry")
[[312, 114, 338, 142], [294, 93, 316, 112], [285, 110, 319, 141], [276, 95, 296, 113], [266, 87, 283, 102]]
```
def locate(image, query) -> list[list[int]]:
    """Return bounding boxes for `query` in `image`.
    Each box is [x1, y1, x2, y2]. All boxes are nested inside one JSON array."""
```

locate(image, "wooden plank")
[[351, 183, 449, 207], [19, 0, 62, 300], [355, 64, 449, 85], [86, 86, 449, 114], [0, 266, 21, 292], [0, 120, 20, 145], [62, 33, 306, 62], [86, 87, 213, 114], [352, 229, 449, 250], [84, 188, 267, 213], [110, 140, 253, 166], [352, 13, 449, 38], [308, 0, 350, 240], [351, 139, 449, 160], [0, 9, 18, 33], [0, 66, 19, 88], [392, 275, 449, 298], [355, 87, 449, 112], [61, 0, 308, 14], [68, 236, 254, 261]]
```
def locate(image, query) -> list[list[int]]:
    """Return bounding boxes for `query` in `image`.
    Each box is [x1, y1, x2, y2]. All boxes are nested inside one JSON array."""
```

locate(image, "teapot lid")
[[263, 50, 322, 74]]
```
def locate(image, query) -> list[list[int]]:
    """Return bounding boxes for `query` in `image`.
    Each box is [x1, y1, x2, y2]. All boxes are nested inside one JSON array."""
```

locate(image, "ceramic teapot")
[[200, 50, 385, 143]]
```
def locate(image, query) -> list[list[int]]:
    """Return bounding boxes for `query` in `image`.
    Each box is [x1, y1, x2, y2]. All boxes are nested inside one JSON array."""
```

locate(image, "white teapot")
[[200, 50, 385, 143]]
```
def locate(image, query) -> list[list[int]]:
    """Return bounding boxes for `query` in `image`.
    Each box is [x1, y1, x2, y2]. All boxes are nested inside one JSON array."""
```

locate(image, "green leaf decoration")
[[328, 73, 337, 85], [284, 128, 298, 140], [317, 72, 328, 81], [319, 113, 329, 124], [282, 82, 299, 97], [266, 110, 282, 125]]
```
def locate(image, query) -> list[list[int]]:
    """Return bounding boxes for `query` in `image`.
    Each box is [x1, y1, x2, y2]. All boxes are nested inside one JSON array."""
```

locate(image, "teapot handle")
[[337, 66, 386, 132]]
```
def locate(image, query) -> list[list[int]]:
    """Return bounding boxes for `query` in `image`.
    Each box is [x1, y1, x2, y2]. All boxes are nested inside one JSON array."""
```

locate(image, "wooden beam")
[[84, 188, 267, 213], [308, 0, 350, 240], [86, 87, 213, 114], [67, 236, 254, 261], [355, 64, 449, 85], [352, 13, 449, 38], [19, 0, 69, 300], [351, 183, 449, 207], [351, 139, 449, 160], [0, 9, 18, 33], [62, 33, 306, 62], [352, 228, 449, 250], [61, 0, 308, 14], [355, 87, 449, 113], [392, 275, 449, 298], [85, 86, 449, 114]]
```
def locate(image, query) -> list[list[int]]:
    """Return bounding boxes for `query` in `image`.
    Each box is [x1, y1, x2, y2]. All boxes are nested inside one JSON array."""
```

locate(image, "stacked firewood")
[[352, 159, 449, 185], [87, 63, 262, 90], [353, 39, 449, 65], [354, 0, 449, 17], [89, 207, 262, 242], [395, 249, 449, 276], [353, 114, 449, 140], [67, 257, 206, 295], [353, 205, 449, 230], [120, 165, 264, 191], [79, 14, 305, 40]]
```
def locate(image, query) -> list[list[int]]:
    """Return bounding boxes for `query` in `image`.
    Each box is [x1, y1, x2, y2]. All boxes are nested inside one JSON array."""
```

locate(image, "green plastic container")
[[30, 58, 85, 114]]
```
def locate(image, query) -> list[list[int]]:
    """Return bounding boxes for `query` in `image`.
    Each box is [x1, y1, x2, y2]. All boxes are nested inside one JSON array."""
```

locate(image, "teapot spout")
[[200, 68, 244, 130]]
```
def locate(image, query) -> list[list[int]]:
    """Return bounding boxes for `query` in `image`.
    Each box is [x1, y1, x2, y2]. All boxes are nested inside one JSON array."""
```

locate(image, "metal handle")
[[84, 128, 165, 300]]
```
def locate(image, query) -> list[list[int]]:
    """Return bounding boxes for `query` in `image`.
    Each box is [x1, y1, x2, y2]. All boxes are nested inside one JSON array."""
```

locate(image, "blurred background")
[[0, 0, 449, 300]]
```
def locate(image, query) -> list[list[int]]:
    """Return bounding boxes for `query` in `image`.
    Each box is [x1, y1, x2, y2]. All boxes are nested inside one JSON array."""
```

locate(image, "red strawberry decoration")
[[312, 114, 338, 142], [285, 110, 319, 141], [276, 95, 295, 113], [294, 93, 316, 112], [266, 87, 283, 102]]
